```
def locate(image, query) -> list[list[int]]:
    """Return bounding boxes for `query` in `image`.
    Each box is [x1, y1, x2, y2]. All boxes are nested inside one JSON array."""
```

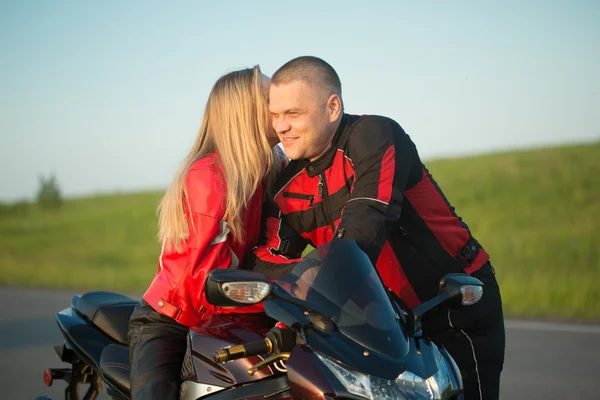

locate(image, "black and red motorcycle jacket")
[[247, 113, 490, 309]]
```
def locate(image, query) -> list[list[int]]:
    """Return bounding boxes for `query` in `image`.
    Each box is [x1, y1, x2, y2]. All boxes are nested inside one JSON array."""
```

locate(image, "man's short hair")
[[271, 56, 342, 99]]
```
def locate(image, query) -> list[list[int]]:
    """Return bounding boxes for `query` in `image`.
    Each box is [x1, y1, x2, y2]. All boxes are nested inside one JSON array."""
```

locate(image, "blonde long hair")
[[158, 65, 279, 252]]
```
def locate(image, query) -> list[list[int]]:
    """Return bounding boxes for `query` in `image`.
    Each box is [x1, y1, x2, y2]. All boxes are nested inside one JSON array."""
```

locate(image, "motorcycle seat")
[[74, 291, 139, 345], [99, 343, 131, 395]]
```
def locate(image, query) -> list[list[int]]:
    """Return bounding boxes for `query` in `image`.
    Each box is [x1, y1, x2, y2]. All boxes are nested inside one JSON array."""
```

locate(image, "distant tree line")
[[0, 173, 63, 215]]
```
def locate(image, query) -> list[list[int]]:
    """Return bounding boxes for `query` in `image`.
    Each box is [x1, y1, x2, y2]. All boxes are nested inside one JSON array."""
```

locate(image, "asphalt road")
[[1, 286, 599, 400]]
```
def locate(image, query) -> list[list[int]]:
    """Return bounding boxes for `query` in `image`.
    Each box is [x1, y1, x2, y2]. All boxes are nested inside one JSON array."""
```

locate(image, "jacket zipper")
[[318, 174, 336, 234], [282, 192, 315, 207]]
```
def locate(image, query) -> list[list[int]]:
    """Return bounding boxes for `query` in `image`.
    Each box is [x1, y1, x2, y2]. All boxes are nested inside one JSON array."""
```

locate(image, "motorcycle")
[[37, 239, 483, 400]]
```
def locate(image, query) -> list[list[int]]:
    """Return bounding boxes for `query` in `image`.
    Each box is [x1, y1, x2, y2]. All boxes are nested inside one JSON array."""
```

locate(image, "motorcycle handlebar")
[[213, 337, 273, 363]]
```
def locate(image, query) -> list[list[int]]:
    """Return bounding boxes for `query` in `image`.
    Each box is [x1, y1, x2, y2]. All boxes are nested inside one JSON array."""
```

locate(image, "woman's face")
[[261, 74, 279, 147]]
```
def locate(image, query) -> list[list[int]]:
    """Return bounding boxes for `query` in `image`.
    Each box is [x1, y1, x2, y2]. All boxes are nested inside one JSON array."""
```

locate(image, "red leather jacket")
[[143, 153, 264, 327]]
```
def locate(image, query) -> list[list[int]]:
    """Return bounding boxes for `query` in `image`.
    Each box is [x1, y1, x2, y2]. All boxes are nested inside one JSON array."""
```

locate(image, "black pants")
[[423, 263, 505, 400], [128, 300, 189, 400]]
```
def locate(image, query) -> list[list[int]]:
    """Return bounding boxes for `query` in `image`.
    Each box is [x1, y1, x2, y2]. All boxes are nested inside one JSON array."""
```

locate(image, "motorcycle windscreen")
[[273, 239, 409, 360]]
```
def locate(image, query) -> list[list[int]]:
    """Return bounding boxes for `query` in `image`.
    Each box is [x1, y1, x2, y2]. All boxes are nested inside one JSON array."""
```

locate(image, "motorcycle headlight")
[[316, 344, 462, 400], [316, 352, 373, 399]]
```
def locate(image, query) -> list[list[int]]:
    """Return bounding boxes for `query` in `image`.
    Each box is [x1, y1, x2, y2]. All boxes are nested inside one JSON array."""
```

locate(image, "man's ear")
[[327, 94, 342, 122]]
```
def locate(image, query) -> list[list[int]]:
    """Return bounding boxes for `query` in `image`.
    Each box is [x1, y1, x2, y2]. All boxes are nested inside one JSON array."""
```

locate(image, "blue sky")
[[1, 0, 598, 201]]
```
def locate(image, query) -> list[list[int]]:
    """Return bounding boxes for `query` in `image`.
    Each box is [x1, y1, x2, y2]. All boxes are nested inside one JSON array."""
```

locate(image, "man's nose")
[[273, 116, 290, 134]]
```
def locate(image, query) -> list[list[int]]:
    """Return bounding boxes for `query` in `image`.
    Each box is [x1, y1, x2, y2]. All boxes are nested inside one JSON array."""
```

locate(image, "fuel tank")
[[188, 313, 279, 387]]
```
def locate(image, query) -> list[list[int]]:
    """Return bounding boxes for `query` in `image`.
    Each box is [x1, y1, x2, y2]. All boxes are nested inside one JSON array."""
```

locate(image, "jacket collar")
[[303, 113, 349, 178]]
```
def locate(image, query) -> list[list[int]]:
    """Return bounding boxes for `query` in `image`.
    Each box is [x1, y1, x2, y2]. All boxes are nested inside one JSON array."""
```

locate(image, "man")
[[246, 56, 505, 399]]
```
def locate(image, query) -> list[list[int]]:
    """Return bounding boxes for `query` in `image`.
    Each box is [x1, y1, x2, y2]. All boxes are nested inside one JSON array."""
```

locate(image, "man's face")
[[269, 80, 335, 161]]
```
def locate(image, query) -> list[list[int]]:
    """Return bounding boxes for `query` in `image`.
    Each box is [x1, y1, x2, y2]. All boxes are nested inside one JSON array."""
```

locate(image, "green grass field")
[[1, 142, 598, 320]]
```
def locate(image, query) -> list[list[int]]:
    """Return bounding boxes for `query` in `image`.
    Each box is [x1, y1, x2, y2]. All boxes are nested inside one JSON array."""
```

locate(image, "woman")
[[128, 65, 281, 400]]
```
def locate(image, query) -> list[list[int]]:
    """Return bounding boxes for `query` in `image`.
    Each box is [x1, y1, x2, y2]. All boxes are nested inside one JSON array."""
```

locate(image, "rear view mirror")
[[412, 273, 484, 319], [205, 269, 272, 308], [439, 273, 484, 306]]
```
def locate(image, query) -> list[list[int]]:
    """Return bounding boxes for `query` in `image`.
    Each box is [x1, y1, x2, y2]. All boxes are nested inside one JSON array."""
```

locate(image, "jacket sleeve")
[[336, 116, 418, 262], [242, 196, 309, 279], [164, 167, 261, 317]]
